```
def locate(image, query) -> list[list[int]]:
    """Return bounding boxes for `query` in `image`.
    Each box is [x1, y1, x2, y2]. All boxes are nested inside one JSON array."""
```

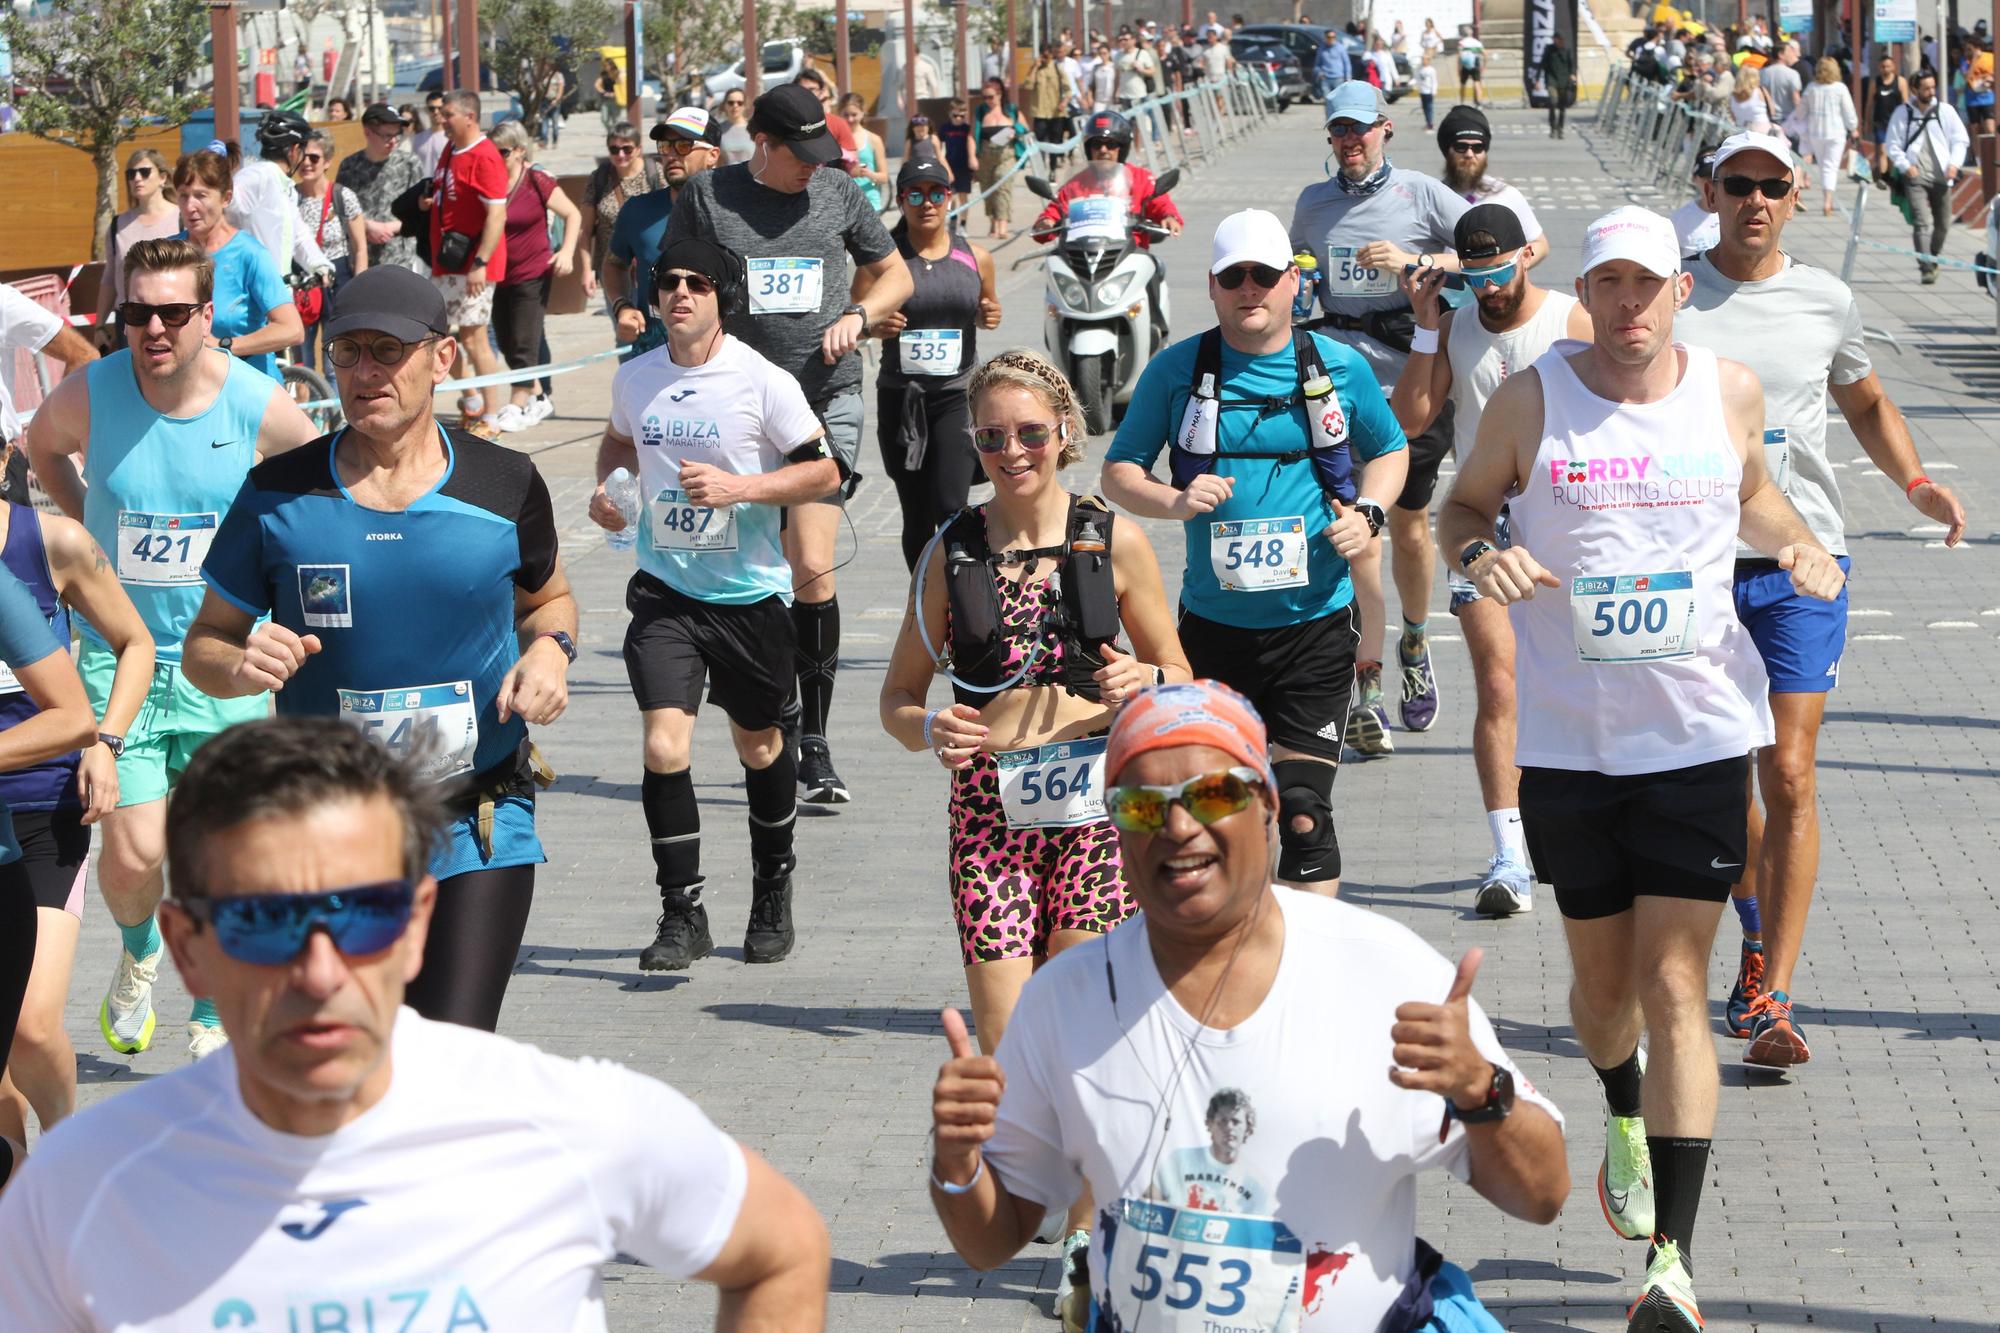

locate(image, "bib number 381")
[[1209, 517, 1309, 592], [1101, 1199, 1305, 1333], [995, 737, 1108, 829], [746, 257, 824, 314], [1570, 571, 1698, 664]]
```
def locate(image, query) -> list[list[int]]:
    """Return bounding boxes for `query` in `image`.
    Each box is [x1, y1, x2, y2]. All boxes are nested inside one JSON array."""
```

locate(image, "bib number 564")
[[1016, 759, 1094, 805], [1130, 1247, 1253, 1318]]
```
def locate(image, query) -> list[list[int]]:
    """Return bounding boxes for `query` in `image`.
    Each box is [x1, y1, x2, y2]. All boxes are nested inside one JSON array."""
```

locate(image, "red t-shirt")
[[431, 135, 508, 279]]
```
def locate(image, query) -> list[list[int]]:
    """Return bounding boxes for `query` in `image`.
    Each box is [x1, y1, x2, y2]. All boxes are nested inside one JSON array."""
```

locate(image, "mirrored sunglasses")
[[1461, 259, 1518, 290], [902, 187, 952, 207], [177, 880, 417, 966], [1105, 768, 1268, 834]]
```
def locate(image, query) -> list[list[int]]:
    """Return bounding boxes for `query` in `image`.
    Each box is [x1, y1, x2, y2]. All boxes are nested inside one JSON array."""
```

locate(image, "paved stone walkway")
[[47, 96, 1999, 1331]]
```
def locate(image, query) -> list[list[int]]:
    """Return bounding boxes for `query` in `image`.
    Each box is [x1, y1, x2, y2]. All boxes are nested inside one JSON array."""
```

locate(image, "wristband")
[[1409, 325, 1440, 355], [929, 1142, 986, 1195], [1905, 474, 1931, 496], [923, 708, 941, 748]]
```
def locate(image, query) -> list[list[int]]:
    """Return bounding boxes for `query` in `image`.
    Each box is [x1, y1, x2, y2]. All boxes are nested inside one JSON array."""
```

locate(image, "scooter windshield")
[[1061, 165, 1132, 243]]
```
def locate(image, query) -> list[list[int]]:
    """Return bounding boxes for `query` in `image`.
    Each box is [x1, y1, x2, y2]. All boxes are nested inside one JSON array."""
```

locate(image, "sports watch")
[[1458, 539, 1498, 571], [1446, 1063, 1515, 1125], [97, 732, 125, 759], [1352, 498, 1387, 539], [536, 630, 577, 664], [842, 301, 868, 322]]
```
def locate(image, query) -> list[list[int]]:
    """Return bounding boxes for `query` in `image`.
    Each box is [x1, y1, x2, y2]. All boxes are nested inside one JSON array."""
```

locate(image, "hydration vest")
[[941, 495, 1121, 708], [1171, 327, 1357, 505]]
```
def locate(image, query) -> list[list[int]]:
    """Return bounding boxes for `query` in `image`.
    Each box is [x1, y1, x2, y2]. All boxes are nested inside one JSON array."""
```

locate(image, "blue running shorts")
[[1732, 556, 1852, 694]]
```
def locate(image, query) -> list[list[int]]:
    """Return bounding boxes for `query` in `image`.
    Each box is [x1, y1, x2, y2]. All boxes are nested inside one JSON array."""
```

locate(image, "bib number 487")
[[1130, 1247, 1253, 1318]]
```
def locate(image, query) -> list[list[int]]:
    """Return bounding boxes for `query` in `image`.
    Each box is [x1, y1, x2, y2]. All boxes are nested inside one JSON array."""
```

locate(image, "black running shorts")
[[622, 571, 796, 730], [1394, 399, 1456, 513], [1518, 755, 1750, 920], [1179, 602, 1358, 762], [0, 808, 90, 916]]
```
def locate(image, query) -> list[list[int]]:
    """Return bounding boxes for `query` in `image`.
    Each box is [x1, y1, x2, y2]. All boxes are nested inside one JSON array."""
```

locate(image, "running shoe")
[[744, 871, 796, 963], [1053, 1229, 1090, 1330], [1345, 668, 1395, 757], [1742, 989, 1811, 1067], [187, 1021, 230, 1061], [798, 737, 850, 804], [99, 945, 161, 1055], [1598, 1108, 1655, 1240], [1725, 940, 1765, 1038], [491, 403, 532, 433], [525, 394, 555, 426], [1475, 855, 1534, 918], [1625, 1237, 1701, 1332], [639, 897, 713, 971], [1398, 636, 1440, 732]]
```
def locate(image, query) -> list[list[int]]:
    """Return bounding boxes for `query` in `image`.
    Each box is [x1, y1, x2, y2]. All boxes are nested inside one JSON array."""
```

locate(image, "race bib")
[[1570, 571, 1698, 664], [338, 680, 478, 781], [746, 257, 824, 314], [1764, 426, 1791, 491], [1100, 1199, 1305, 1333], [1209, 517, 1309, 592], [898, 328, 964, 376], [995, 736, 1107, 829], [1065, 196, 1128, 242], [115, 511, 217, 586], [1325, 245, 1396, 297], [0, 661, 18, 695], [650, 487, 738, 553]]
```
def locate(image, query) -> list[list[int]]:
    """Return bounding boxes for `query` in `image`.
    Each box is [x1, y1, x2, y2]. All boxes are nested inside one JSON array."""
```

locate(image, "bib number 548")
[[1130, 1247, 1253, 1318]]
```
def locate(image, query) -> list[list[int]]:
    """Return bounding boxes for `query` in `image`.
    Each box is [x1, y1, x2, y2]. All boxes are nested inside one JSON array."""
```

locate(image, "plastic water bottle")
[[604, 467, 640, 550], [1292, 251, 1320, 323]]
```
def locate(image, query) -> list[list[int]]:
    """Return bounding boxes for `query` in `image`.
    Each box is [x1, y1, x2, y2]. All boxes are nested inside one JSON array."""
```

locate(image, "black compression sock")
[[743, 752, 798, 876], [1648, 1135, 1711, 1265], [793, 596, 840, 738], [1592, 1047, 1645, 1118], [641, 768, 702, 899]]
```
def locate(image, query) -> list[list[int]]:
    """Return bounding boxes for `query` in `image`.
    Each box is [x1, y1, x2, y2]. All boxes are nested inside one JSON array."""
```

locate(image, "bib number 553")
[[1130, 1247, 1253, 1318]]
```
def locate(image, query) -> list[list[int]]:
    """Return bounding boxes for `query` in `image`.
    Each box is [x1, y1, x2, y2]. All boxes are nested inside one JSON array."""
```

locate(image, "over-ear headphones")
[[648, 241, 749, 319]]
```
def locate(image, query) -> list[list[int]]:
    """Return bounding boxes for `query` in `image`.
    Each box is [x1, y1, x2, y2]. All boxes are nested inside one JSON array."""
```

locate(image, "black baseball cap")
[[323, 266, 448, 342], [748, 83, 841, 165], [1454, 203, 1528, 262], [359, 102, 402, 128], [896, 156, 953, 192]]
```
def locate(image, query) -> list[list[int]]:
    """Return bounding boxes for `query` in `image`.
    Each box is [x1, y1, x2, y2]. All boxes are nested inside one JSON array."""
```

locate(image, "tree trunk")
[[93, 143, 118, 263]]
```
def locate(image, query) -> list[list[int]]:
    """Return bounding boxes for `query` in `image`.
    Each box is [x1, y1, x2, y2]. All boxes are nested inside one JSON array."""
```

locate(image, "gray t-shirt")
[[1289, 167, 1468, 383], [662, 162, 897, 404], [1760, 62, 1802, 123], [1677, 252, 1873, 555]]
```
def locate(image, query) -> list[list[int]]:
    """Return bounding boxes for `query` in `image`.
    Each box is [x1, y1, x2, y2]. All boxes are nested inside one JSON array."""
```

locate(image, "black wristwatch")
[[472, 255, 490, 268], [536, 630, 577, 663], [1458, 539, 1497, 571], [216, 336, 234, 353], [842, 301, 867, 322], [1446, 1064, 1516, 1126], [1352, 498, 1386, 539], [97, 732, 125, 758]]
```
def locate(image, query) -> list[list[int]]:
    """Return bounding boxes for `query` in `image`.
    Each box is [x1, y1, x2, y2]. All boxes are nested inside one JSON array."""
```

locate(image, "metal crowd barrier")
[[1596, 64, 1735, 204]]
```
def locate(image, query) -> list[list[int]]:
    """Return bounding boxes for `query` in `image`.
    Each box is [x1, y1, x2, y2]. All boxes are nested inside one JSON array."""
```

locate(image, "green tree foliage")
[[487, 0, 619, 134], [1, 0, 207, 260], [651, 0, 800, 99]]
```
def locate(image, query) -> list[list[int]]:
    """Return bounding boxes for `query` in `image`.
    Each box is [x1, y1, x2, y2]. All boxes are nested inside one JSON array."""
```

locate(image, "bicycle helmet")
[[1081, 109, 1133, 161], [255, 109, 312, 156]]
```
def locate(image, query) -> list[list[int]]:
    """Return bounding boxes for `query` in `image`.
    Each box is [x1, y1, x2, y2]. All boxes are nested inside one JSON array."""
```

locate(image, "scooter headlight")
[[1051, 269, 1089, 307], [1095, 272, 1135, 305]]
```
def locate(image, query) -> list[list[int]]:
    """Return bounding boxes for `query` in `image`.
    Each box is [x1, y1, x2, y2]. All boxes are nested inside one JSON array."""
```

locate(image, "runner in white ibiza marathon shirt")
[[1437, 206, 1846, 1333], [0, 716, 830, 1331], [927, 680, 1569, 1333]]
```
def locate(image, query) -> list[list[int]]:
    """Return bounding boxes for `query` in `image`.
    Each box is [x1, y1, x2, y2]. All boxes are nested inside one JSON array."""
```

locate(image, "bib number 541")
[[1130, 1247, 1253, 1318]]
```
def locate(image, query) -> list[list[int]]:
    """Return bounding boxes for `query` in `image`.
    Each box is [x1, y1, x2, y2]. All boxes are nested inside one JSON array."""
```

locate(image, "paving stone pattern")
[[49, 99, 1999, 1332]]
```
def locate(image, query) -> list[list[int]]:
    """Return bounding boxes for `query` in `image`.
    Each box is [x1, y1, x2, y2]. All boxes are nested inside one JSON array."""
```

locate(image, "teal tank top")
[[82, 350, 277, 661]]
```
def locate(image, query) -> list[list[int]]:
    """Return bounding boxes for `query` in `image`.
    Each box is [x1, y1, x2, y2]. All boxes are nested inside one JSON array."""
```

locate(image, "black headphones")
[[648, 241, 748, 319]]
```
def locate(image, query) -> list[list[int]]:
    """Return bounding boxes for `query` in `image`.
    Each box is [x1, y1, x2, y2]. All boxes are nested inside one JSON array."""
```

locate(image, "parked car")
[[1235, 22, 1413, 103], [1231, 35, 1311, 109], [703, 39, 806, 100]]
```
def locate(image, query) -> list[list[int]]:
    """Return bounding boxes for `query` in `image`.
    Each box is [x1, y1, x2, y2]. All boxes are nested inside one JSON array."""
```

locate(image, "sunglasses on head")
[[125, 166, 155, 180], [902, 186, 952, 207], [658, 271, 716, 295], [177, 880, 417, 966], [1216, 262, 1287, 290], [1105, 767, 1268, 834], [971, 421, 1060, 454], [326, 334, 437, 368], [1719, 174, 1792, 199], [118, 300, 202, 328]]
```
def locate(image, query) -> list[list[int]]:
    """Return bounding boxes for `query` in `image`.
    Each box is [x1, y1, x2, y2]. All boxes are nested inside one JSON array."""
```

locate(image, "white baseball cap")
[[1211, 209, 1295, 275], [1708, 130, 1797, 180], [1580, 206, 1681, 279]]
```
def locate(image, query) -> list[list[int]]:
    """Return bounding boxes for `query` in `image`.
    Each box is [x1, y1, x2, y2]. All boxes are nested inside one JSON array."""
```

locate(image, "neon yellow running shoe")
[[1598, 1110, 1655, 1240], [99, 946, 161, 1055], [1625, 1237, 1702, 1331]]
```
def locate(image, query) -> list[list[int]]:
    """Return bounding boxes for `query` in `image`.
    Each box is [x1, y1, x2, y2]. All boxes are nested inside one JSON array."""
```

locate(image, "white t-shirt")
[[0, 1009, 748, 1331], [983, 889, 1562, 1332], [1671, 198, 1721, 255], [1201, 43, 1231, 81], [1417, 64, 1439, 95], [229, 157, 331, 276], [609, 334, 825, 605], [0, 284, 63, 441], [1461, 178, 1545, 251]]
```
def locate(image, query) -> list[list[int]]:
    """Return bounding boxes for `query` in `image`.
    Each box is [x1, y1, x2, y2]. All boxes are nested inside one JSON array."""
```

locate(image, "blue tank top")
[[82, 349, 276, 662], [0, 505, 77, 812]]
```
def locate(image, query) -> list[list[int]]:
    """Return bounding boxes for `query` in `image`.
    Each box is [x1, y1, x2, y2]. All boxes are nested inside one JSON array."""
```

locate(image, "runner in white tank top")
[[1437, 207, 1846, 1333], [1390, 203, 1592, 920]]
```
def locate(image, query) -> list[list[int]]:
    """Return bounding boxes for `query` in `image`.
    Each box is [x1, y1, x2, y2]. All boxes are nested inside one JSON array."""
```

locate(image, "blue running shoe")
[[1475, 855, 1533, 917], [1399, 636, 1440, 731], [1726, 940, 1764, 1037]]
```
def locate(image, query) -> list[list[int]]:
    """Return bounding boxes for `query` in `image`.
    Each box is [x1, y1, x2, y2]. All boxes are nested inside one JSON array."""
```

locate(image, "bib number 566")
[[1130, 1247, 1253, 1318]]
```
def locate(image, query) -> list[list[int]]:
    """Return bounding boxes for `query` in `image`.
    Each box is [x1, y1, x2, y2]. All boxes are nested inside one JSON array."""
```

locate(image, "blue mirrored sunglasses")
[[1461, 259, 1519, 290], [176, 881, 416, 965]]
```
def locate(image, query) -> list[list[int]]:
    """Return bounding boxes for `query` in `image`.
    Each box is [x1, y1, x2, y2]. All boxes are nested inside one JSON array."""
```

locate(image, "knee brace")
[[1273, 758, 1339, 882]]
